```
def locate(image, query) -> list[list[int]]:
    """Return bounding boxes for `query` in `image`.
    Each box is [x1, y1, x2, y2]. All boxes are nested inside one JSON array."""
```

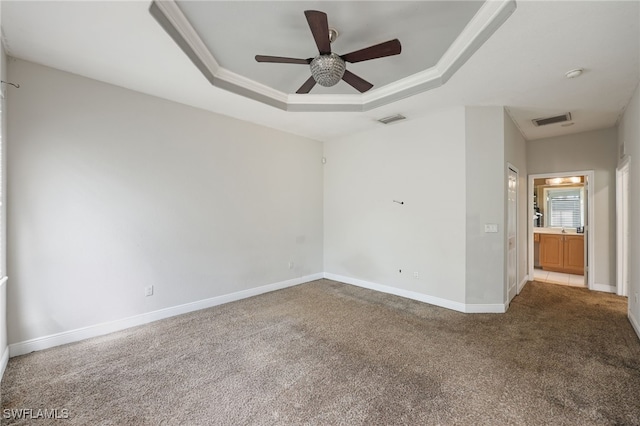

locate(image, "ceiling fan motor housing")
[[310, 53, 346, 87], [255, 10, 400, 93]]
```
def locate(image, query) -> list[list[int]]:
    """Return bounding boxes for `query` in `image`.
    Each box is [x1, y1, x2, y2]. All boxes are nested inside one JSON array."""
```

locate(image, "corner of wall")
[[464, 107, 507, 305], [503, 107, 529, 302], [619, 82, 640, 341], [6, 59, 324, 349]]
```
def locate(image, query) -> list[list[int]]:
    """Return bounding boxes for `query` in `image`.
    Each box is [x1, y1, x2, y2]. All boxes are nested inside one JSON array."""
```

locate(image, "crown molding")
[[150, 0, 517, 112]]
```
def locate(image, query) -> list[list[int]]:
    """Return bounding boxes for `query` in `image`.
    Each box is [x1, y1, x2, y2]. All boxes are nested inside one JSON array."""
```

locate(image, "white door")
[[508, 166, 518, 302]]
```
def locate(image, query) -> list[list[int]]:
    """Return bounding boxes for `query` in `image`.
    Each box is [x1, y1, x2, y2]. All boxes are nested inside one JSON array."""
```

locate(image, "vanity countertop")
[[533, 227, 582, 235]]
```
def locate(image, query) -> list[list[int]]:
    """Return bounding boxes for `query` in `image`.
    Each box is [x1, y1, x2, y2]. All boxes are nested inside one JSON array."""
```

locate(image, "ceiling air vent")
[[532, 112, 572, 127], [377, 114, 406, 125]]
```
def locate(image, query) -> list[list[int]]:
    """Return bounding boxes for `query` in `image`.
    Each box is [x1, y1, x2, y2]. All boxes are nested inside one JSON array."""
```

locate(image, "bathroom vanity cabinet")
[[539, 233, 584, 275]]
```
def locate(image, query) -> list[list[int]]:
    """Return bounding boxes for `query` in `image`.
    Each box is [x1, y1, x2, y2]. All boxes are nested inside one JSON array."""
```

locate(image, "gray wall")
[[618, 82, 640, 336], [324, 108, 467, 304], [325, 106, 521, 310], [464, 107, 505, 305], [7, 59, 324, 345], [527, 127, 618, 288], [8, 55, 629, 353]]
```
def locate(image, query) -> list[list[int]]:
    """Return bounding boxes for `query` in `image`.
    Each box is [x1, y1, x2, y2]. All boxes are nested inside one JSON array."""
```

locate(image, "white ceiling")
[[2, 1, 639, 143]]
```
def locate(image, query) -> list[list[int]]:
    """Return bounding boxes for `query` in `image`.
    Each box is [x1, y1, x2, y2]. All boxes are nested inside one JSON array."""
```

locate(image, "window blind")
[[548, 189, 582, 228]]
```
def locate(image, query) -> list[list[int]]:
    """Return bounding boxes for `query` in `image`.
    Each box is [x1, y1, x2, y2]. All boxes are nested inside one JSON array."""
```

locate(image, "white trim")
[[616, 157, 630, 297], [323, 273, 506, 313], [150, 0, 516, 112], [0, 277, 6, 380], [629, 311, 640, 342], [518, 276, 529, 294], [586, 172, 596, 291], [9, 273, 323, 357], [0, 346, 8, 381], [618, 154, 631, 171], [465, 303, 507, 314], [324, 273, 465, 312], [592, 283, 616, 294], [507, 163, 519, 303], [528, 170, 595, 291]]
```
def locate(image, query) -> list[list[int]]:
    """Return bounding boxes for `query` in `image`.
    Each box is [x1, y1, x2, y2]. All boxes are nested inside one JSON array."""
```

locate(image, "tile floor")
[[533, 268, 586, 287]]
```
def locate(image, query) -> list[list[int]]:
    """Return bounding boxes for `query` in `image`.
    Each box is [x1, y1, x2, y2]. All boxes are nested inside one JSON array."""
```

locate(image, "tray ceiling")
[[151, 0, 516, 111]]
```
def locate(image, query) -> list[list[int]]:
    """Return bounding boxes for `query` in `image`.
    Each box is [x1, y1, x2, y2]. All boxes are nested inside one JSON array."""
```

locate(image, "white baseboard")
[[324, 273, 506, 313], [592, 283, 616, 293], [465, 303, 507, 313], [324, 273, 466, 312], [9, 273, 323, 358], [1, 276, 7, 381], [629, 311, 640, 342], [518, 276, 529, 293], [0, 345, 8, 381]]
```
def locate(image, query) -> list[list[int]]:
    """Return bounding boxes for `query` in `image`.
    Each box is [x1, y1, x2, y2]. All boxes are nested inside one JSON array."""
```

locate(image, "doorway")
[[528, 171, 595, 290]]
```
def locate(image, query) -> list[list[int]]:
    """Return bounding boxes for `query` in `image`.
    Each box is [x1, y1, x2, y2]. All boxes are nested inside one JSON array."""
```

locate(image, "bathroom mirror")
[[533, 177, 585, 228]]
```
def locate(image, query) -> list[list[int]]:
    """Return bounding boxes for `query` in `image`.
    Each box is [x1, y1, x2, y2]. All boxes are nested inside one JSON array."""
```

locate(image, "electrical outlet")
[[635, 293, 639, 304], [413, 272, 419, 279], [145, 285, 154, 297], [288, 261, 294, 270]]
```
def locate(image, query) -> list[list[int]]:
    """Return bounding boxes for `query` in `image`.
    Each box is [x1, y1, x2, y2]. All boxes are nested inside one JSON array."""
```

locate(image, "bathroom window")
[[545, 187, 584, 228]]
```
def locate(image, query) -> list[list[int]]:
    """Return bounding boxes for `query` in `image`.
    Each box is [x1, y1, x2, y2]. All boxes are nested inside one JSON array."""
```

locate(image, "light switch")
[[484, 224, 498, 233]]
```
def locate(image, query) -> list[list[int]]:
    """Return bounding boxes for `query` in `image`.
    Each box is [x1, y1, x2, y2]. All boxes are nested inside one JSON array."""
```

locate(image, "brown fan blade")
[[342, 70, 374, 93], [296, 76, 317, 94], [255, 55, 311, 64], [341, 39, 402, 63], [304, 10, 331, 55]]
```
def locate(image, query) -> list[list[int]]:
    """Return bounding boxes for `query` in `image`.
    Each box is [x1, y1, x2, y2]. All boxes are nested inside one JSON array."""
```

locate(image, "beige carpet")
[[2, 279, 639, 425]]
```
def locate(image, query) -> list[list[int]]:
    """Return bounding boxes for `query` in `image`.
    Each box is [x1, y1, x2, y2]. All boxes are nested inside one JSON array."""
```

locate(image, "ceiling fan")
[[255, 10, 402, 94]]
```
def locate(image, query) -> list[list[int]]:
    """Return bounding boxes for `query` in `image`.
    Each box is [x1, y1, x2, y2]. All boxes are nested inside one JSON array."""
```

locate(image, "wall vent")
[[532, 112, 572, 127], [377, 114, 406, 125]]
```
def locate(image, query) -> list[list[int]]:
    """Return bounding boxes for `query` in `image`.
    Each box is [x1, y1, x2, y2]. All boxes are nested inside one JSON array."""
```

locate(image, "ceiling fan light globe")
[[310, 53, 346, 87]]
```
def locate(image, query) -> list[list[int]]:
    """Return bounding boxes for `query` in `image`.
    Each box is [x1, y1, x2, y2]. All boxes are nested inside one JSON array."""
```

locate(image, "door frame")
[[528, 170, 595, 290], [616, 156, 630, 296], [507, 163, 519, 303]]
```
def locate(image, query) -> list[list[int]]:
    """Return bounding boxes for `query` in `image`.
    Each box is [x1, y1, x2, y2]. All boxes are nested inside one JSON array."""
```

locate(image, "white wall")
[[504, 110, 528, 291], [7, 59, 324, 346], [324, 108, 467, 305], [618, 82, 640, 337], [527, 128, 618, 289]]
